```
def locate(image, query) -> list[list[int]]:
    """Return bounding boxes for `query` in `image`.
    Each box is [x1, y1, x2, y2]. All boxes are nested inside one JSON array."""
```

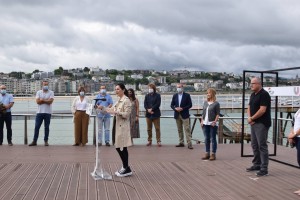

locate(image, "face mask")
[[149, 89, 154, 93], [177, 88, 183, 93], [100, 89, 106, 94], [80, 91, 85, 96], [43, 86, 49, 91], [0, 90, 6, 95]]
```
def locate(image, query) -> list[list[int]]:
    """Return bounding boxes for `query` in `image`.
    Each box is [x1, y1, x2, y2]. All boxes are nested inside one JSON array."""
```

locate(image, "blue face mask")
[[79, 91, 85, 96], [100, 89, 106, 94], [43, 86, 49, 91], [0, 90, 6, 95]]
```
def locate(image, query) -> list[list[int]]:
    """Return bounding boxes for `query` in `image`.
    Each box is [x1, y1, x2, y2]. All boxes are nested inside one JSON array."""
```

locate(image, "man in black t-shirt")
[[246, 77, 271, 177]]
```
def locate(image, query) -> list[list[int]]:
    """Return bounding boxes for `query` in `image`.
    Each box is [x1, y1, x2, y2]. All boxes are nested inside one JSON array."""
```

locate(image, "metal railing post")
[[93, 116, 96, 145], [24, 115, 28, 145]]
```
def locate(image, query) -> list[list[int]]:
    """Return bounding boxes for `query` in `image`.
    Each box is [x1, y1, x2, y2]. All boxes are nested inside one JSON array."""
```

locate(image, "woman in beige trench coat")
[[100, 83, 132, 177]]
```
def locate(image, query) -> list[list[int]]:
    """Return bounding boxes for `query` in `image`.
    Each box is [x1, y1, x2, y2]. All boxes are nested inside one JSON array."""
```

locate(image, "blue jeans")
[[33, 113, 51, 142], [97, 117, 110, 143], [203, 125, 218, 153], [296, 137, 300, 167]]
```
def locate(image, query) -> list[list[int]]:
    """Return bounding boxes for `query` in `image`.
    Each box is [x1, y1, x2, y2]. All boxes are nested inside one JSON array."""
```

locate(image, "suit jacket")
[[170, 92, 192, 119], [144, 92, 161, 119]]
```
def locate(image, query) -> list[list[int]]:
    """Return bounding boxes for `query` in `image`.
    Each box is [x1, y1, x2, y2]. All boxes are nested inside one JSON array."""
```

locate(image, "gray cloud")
[[0, 0, 300, 74]]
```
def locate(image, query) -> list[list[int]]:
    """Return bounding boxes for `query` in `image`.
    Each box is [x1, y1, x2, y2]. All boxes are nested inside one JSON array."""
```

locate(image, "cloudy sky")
[[1, 0, 300, 75]]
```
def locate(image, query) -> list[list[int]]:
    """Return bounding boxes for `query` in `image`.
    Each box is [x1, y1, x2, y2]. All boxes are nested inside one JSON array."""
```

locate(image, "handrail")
[[11, 113, 293, 145]]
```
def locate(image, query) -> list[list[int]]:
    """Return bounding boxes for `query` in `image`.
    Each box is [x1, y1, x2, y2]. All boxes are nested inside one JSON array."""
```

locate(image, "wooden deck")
[[0, 143, 299, 200]]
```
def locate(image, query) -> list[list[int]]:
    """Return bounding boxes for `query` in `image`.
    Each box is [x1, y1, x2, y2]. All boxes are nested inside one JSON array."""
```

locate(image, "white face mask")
[[177, 88, 183, 93], [149, 88, 154, 93], [79, 91, 85, 96]]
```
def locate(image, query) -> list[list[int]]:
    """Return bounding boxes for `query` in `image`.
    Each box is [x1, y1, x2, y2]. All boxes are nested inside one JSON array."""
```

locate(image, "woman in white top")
[[201, 88, 220, 161], [288, 109, 300, 195], [71, 86, 91, 146]]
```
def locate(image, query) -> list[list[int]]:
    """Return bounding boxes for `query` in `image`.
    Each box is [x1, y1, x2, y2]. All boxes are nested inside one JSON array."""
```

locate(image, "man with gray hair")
[[170, 83, 193, 149], [246, 77, 271, 177]]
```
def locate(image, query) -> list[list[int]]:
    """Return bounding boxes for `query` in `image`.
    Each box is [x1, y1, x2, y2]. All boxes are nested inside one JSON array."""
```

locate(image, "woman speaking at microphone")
[[98, 83, 133, 177]]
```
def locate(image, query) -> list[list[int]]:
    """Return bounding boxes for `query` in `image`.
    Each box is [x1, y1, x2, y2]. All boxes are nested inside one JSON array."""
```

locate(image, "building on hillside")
[[116, 75, 125, 81]]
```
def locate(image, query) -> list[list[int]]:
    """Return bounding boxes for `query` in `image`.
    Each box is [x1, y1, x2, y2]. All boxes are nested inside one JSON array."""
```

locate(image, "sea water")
[[7, 94, 295, 145]]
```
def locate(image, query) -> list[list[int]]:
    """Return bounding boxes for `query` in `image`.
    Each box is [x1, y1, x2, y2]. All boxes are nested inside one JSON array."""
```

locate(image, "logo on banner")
[[294, 86, 300, 96]]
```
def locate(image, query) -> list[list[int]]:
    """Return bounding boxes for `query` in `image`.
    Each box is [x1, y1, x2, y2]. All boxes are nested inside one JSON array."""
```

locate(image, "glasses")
[[250, 83, 258, 85]]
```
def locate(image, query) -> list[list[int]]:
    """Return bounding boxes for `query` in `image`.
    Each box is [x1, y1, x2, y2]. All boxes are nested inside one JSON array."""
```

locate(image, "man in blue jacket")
[[170, 83, 193, 149]]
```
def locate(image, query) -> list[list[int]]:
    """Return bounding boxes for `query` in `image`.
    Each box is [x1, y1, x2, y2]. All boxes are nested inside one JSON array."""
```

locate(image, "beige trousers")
[[176, 115, 192, 144]]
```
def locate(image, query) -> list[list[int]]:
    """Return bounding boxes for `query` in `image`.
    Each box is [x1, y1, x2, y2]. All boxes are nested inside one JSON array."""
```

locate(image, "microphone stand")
[[91, 98, 112, 180]]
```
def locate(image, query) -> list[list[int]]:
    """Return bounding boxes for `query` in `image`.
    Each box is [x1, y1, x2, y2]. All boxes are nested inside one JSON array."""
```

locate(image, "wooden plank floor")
[[0, 143, 299, 200]]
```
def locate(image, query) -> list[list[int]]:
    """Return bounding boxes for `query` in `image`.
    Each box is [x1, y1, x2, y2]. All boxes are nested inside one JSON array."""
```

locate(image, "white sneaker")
[[115, 167, 125, 176], [115, 166, 132, 177]]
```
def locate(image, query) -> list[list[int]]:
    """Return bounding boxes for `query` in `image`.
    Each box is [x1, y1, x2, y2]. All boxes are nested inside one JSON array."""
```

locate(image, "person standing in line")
[[0, 85, 14, 146], [100, 83, 133, 177], [246, 77, 271, 177], [71, 86, 91, 147], [29, 80, 54, 146], [144, 83, 161, 147], [201, 88, 220, 161], [128, 88, 140, 144], [287, 109, 300, 195], [170, 83, 193, 149], [95, 85, 113, 146]]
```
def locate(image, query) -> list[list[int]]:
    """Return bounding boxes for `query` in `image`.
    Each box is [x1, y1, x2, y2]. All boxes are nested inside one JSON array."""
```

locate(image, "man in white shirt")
[[29, 80, 54, 146]]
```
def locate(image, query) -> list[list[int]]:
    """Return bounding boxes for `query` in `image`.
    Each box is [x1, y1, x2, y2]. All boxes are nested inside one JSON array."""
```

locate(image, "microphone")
[[94, 98, 107, 108]]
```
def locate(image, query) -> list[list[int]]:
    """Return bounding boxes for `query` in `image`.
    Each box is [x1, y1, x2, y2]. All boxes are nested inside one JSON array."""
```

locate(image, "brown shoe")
[[157, 142, 162, 147], [201, 153, 210, 160], [28, 141, 37, 146], [44, 141, 49, 146], [146, 141, 152, 146], [209, 153, 216, 161]]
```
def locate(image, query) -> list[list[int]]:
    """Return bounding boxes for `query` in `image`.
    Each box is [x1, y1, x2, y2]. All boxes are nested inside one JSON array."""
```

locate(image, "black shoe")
[[28, 141, 37, 146], [246, 166, 260, 172], [115, 166, 132, 177], [188, 143, 193, 149], [8, 141, 13, 146], [105, 142, 110, 147], [72, 143, 79, 146], [256, 170, 268, 177], [0, 143, 2, 145], [176, 143, 185, 147]]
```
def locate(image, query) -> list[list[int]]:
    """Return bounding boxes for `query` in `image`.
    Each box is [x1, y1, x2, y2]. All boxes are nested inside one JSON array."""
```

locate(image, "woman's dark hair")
[[116, 83, 128, 97], [128, 88, 136, 101]]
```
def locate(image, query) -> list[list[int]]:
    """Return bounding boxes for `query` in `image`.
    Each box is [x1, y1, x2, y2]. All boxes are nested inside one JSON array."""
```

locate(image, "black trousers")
[[0, 112, 12, 143], [116, 147, 129, 168]]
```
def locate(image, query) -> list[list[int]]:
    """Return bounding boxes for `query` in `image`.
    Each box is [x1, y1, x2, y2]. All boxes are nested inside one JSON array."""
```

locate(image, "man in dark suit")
[[170, 83, 193, 149]]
